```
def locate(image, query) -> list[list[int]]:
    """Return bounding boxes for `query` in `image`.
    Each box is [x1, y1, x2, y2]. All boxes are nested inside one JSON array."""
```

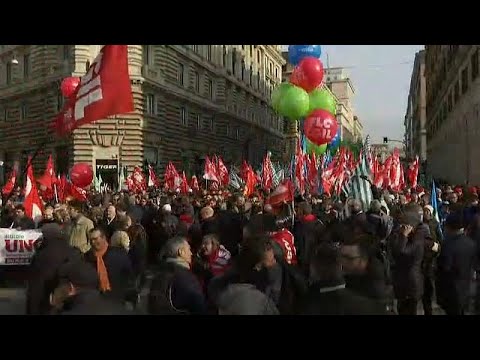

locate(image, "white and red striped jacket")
[[208, 245, 231, 276]]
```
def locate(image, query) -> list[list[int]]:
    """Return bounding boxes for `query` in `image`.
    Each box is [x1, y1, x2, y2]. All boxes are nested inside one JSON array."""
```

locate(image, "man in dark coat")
[[340, 235, 389, 310], [293, 202, 323, 272], [50, 260, 135, 315], [26, 223, 82, 315], [84, 228, 135, 302], [149, 236, 207, 315], [436, 212, 475, 315], [300, 243, 386, 315], [13, 205, 35, 230], [389, 205, 426, 315]]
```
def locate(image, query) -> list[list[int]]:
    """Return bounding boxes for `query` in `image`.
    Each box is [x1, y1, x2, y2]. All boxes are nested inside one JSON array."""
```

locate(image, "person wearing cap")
[[26, 223, 82, 315], [421, 205, 442, 315], [436, 212, 475, 315]]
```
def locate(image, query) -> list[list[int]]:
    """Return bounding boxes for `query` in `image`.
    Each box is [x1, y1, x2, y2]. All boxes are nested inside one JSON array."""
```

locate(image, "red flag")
[[240, 160, 249, 183], [68, 182, 88, 201], [268, 179, 295, 206], [295, 138, 306, 195], [57, 175, 67, 202], [407, 156, 419, 189], [23, 157, 43, 220], [132, 166, 146, 192], [217, 157, 229, 187], [37, 155, 57, 190], [191, 175, 200, 193], [2, 169, 16, 197], [261, 153, 274, 191], [307, 154, 319, 195], [203, 156, 219, 182], [180, 172, 190, 194], [148, 165, 160, 188], [243, 165, 257, 197], [54, 45, 134, 137]]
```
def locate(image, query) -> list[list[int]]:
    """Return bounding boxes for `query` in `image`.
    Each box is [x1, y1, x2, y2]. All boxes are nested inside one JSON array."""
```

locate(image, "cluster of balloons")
[[272, 45, 340, 156]]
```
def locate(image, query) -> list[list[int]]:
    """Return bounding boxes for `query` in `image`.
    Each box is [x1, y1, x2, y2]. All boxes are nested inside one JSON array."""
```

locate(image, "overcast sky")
[[283, 45, 425, 144]]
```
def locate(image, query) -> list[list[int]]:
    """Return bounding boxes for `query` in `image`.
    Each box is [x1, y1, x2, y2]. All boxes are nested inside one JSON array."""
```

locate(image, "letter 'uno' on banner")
[[0, 229, 42, 265]]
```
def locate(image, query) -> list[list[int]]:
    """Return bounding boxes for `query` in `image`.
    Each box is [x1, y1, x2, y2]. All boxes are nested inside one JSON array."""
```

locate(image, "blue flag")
[[431, 180, 441, 224]]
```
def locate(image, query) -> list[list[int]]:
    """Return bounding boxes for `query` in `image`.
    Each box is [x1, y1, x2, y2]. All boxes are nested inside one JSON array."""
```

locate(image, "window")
[[57, 92, 64, 112], [249, 65, 253, 85], [196, 114, 201, 129], [225, 123, 230, 137], [192, 45, 198, 52], [194, 72, 200, 92], [63, 45, 70, 61], [241, 60, 245, 81], [210, 117, 214, 132], [20, 103, 27, 120], [23, 54, 30, 78], [4, 107, 7, 121], [275, 67, 278, 79], [241, 45, 245, 50], [461, 67, 469, 94], [207, 45, 212, 61], [257, 71, 260, 88], [257, 50, 261, 63], [143, 45, 152, 66], [454, 81, 460, 101], [146, 94, 155, 115], [0, 107, 4, 122], [181, 107, 187, 126], [471, 49, 479, 80], [235, 128, 240, 140], [178, 63, 185, 85], [207, 79, 214, 99], [223, 46, 227, 66], [232, 48, 237, 74], [6, 63, 11, 85]]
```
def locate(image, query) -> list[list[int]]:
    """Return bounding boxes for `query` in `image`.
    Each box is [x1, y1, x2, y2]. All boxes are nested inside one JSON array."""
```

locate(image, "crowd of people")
[[0, 182, 479, 315]]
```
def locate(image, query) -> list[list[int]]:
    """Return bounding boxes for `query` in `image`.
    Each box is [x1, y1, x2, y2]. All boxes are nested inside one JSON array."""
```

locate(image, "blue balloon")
[[288, 45, 322, 66]]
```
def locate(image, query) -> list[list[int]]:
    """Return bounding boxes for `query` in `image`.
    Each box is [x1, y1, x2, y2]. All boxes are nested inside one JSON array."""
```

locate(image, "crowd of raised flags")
[[1, 44, 429, 221]]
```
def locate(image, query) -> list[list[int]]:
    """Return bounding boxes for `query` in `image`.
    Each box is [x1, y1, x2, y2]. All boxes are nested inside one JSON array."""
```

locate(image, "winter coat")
[[68, 215, 94, 254]]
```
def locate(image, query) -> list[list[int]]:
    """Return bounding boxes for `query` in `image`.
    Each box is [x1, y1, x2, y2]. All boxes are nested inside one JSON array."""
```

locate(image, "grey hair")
[[159, 236, 188, 260]]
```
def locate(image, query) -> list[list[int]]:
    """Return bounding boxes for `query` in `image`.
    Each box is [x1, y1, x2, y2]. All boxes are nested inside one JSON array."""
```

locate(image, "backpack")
[[148, 268, 188, 315]]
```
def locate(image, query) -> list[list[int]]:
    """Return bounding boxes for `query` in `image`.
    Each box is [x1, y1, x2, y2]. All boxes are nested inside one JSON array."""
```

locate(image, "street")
[[0, 288, 26, 315]]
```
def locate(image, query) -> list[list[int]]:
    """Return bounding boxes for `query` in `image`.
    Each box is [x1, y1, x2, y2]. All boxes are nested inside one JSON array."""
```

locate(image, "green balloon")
[[306, 139, 328, 155], [278, 85, 310, 120], [271, 83, 293, 112], [308, 88, 337, 115]]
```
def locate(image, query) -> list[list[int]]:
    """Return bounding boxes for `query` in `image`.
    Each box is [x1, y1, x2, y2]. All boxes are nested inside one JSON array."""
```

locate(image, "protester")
[[13, 204, 35, 230], [26, 224, 82, 315], [84, 228, 135, 303], [148, 236, 207, 315], [68, 200, 94, 254]]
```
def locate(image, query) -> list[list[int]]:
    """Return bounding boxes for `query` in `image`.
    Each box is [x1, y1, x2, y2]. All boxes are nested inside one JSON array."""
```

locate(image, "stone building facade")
[[425, 45, 480, 184], [0, 45, 285, 185]]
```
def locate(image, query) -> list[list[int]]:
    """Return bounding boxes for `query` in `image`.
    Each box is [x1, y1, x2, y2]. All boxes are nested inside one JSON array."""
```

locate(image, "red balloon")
[[61, 77, 80, 98], [70, 163, 94, 188], [290, 57, 324, 92], [304, 109, 338, 146]]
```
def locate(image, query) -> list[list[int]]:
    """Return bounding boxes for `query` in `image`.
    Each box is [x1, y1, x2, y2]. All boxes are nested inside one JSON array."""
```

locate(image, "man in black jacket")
[[436, 212, 475, 315], [293, 202, 323, 273], [50, 260, 134, 315], [340, 235, 389, 310], [300, 242, 386, 315], [26, 223, 82, 315], [13, 205, 35, 230], [390, 205, 426, 315], [149, 236, 207, 315]]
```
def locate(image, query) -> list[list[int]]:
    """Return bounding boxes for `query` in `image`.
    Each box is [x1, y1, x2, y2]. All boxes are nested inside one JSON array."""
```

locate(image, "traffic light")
[[383, 137, 388, 144]]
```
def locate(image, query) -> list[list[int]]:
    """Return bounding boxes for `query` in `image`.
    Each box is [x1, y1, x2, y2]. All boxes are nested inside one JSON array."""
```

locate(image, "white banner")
[[0, 229, 42, 265]]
